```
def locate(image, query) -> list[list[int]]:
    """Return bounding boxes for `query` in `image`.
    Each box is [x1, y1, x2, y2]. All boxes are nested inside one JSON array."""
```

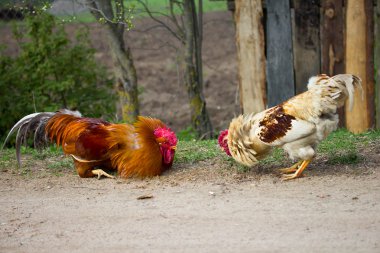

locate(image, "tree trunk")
[[182, 0, 213, 139], [105, 25, 139, 123], [86, 0, 139, 123]]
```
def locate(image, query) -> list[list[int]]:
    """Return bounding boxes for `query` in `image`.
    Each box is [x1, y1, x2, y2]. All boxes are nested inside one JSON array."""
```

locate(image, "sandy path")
[[1, 168, 379, 253]]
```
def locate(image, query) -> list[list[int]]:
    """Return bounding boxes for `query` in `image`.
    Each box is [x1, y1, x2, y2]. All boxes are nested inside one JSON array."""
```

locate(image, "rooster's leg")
[[282, 160, 311, 180], [92, 169, 116, 180], [278, 161, 302, 174]]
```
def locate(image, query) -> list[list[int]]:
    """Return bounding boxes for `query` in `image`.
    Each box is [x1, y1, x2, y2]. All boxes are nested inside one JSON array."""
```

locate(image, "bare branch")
[[84, 0, 125, 26], [168, 0, 185, 40], [136, 0, 185, 43]]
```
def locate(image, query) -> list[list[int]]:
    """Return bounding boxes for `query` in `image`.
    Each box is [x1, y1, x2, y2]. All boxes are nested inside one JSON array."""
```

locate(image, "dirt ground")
[[1, 154, 380, 253]]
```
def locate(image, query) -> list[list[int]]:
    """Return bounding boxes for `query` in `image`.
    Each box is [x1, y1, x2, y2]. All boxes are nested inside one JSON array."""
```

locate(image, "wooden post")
[[375, 0, 380, 129], [266, 0, 295, 107], [345, 0, 375, 133], [321, 0, 345, 127], [234, 0, 266, 114], [321, 0, 344, 76], [292, 0, 321, 94]]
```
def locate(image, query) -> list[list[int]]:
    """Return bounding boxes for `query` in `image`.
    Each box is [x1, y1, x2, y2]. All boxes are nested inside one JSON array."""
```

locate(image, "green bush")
[[0, 11, 115, 141]]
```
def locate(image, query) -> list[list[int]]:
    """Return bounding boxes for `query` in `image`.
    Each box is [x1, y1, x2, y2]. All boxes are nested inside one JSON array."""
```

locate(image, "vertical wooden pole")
[[321, 0, 345, 127], [266, 0, 295, 107], [321, 0, 345, 75], [234, 0, 266, 114], [345, 0, 375, 133], [292, 0, 321, 94], [375, 0, 380, 129]]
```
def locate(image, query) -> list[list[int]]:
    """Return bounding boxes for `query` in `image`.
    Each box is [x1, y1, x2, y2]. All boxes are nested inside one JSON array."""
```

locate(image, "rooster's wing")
[[256, 104, 316, 147]]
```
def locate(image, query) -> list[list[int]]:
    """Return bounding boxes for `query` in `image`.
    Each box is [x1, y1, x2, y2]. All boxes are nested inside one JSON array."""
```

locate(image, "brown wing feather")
[[75, 126, 112, 160], [45, 113, 112, 158], [258, 105, 295, 143]]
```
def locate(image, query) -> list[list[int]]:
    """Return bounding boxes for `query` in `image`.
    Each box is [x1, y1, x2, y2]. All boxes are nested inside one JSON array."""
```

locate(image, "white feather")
[[2, 112, 41, 149]]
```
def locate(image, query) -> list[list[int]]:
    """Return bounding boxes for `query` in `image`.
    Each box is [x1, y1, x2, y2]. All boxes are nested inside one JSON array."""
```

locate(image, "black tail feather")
[[3, 109, 82, 166], [3, 112, 55, 166]]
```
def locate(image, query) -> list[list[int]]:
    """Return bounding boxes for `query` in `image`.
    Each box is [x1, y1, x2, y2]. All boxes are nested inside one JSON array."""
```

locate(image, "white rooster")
[[218, 74, 362, 180]]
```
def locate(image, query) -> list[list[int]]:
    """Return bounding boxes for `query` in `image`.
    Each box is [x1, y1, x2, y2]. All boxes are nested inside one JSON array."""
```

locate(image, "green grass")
[[54, 0, 227, 23], [47, 159, 73, 176], [130, 0, 227, 15], [175, 139, 220, 163], [317, 129, 380, 165]]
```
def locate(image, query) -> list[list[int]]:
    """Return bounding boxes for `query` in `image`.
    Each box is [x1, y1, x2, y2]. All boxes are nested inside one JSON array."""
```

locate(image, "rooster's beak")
[[171, 146, 177, 150]]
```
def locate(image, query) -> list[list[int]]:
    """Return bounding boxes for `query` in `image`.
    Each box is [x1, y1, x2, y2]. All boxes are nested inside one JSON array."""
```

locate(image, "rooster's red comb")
[[218, 129, 231, 156]]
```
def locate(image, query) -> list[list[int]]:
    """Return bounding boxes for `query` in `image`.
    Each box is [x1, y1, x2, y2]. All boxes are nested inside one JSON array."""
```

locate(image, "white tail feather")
[[2, 113, 41, 149]]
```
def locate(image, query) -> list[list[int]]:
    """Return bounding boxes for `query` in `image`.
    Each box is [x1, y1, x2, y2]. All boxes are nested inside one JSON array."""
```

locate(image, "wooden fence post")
[[321, 0, 345, 76], [345, 0, 375, 133], [292, 0, 321, 94], [375, 0, 380, 129], [321, 0, 345, 126], [234, 0, 266, 114], [266, 0, 295, 107]]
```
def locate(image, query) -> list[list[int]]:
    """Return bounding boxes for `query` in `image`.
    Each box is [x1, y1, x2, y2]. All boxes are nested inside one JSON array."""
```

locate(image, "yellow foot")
[[278, 161, 302, 174], [281, 160, 311, 181], [92, 169, 115, 180]]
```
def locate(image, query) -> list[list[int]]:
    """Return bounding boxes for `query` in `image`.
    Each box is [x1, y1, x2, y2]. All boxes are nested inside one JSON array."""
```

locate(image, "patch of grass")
[[0, 146, 65, 174], [0, 148, 14, 162], [317, 129, 380, 165], [30, 146, 62, 160], [48, 158, 73, 176], [325, 150, 361, 165], [0, 148, 15, 171], [317, 129, 359, 165], [318, 129, 357, 153], [175, 139, 220, 163]]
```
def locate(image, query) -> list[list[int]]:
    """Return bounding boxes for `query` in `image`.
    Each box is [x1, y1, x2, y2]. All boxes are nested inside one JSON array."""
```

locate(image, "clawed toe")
[[92, 169, 116, 179], [282, 173, 305, 181]]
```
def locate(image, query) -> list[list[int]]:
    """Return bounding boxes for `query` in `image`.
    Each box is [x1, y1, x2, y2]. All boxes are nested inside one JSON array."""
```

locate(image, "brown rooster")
[[4, 110, 177, 179], [218, 74, 362, 180]]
